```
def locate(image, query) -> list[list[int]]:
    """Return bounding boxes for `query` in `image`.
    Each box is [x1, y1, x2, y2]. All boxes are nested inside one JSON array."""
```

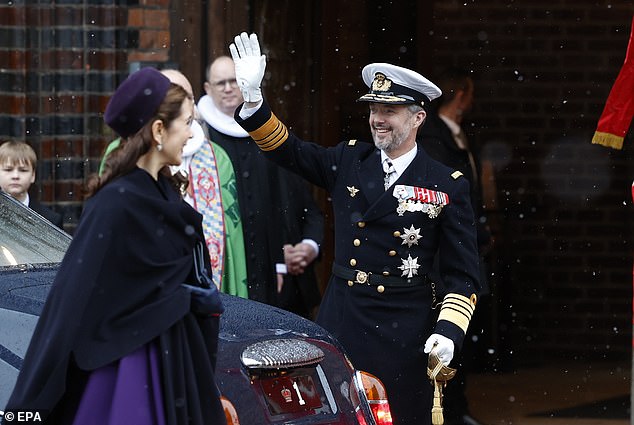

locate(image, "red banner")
[[592, 16, 634, 150]]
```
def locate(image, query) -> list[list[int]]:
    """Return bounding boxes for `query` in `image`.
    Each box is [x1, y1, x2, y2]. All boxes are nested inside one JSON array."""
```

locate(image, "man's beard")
[[372, 124, 409, 154]]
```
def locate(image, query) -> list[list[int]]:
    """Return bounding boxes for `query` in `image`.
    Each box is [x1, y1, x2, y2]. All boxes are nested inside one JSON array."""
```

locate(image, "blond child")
[[0, 141, 63, 227]]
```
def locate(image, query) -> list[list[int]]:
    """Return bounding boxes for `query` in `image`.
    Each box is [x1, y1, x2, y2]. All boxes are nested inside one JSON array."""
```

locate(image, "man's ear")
[[412, 109, 426, 129], [455, 89, 468, 108], [151, 119, 164, 143], [203, 81, 212, 96]]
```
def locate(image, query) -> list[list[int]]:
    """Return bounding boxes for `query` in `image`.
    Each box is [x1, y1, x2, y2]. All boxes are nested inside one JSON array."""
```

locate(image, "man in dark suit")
[[0, 141, 63, 228], [229, 33, 482, 425]]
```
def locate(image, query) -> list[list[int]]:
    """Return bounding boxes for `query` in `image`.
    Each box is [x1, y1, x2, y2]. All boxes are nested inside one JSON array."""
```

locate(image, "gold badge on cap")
[[371, 72, 393, 92], [347, 186, 360, 197]]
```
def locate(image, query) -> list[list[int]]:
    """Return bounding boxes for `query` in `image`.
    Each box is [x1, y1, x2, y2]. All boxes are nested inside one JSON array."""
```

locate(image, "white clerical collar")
[[381, 144, 417, 178], [197, 94, 249, 138]]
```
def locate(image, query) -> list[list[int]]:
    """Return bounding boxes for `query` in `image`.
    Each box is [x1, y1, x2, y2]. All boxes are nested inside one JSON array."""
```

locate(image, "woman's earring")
[[157, 144, 163, 152]]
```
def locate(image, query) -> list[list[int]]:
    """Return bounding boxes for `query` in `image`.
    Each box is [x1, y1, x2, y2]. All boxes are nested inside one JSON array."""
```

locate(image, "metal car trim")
[[316, 364, 338, 414], [240, 338, 325, 369]]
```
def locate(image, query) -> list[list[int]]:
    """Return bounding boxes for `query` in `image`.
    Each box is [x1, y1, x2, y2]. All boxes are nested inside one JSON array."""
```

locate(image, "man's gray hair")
[[408, 104, 424, 114]]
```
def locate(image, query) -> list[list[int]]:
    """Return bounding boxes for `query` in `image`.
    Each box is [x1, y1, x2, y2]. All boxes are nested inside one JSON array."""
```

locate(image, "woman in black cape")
[[5, 67, 226, 425]]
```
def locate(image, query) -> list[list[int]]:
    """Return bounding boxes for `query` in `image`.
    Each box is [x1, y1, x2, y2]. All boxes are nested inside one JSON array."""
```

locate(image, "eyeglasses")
[[212, 78, 238, 90]]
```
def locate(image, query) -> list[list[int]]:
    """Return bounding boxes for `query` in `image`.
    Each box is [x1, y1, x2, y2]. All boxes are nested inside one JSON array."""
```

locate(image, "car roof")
[[0, 192, 71, 266]]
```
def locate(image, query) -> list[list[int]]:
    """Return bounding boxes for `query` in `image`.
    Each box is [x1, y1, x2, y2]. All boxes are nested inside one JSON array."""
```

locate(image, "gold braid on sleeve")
[[248, 113, 289, 151]]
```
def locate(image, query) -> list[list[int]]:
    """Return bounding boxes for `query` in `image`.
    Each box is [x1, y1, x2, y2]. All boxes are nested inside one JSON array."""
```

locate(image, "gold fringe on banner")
[[591, 131, 625, 150]]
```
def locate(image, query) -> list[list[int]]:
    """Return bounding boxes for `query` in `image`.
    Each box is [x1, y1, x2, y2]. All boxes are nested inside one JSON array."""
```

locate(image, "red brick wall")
[[0, 1, 172, 231], [428, 1, 634, 364]]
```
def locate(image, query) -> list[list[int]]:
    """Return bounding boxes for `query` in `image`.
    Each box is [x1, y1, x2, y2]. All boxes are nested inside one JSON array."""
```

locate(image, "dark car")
[[0, 191, 393, 425]]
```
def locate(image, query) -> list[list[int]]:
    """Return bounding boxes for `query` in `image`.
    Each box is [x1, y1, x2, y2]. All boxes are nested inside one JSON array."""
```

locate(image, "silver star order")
[[398, 254, 420, 278], [347, 186, 360, 197], [400, 225, 422, 247]]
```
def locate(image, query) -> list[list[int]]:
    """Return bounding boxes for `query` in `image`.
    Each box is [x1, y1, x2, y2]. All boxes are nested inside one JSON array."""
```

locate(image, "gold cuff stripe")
[[443, 293, 476, 311], [248, 113, 289, 151], [441, 301, 473, 321], [437, 294, 475, 333], [437, 308, 470, 333], [257, 122, 288, 151]]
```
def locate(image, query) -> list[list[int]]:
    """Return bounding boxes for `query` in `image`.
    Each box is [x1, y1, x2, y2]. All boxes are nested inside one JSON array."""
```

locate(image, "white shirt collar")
[[381, 144, 417, 178]]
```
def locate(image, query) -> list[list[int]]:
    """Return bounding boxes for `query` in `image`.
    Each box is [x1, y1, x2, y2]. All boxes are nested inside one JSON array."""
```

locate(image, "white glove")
[[423, 333, 455, 366], [229, 32, 266, 103]]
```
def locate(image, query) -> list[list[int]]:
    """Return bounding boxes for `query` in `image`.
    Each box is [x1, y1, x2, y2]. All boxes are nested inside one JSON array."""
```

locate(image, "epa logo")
[[0, 410, 43, 422]]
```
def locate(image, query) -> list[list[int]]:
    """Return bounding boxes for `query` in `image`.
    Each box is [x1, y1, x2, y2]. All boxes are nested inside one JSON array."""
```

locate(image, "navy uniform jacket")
[[236, 100, 480, 425]]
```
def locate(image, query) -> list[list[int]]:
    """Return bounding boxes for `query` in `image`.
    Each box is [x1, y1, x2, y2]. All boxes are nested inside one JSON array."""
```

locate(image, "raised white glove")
[[229, 32, 266, 103], [423, 333, 455, 366]]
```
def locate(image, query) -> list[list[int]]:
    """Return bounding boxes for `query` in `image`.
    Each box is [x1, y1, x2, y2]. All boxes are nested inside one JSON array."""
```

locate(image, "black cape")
[[6, 168, 225, 425]]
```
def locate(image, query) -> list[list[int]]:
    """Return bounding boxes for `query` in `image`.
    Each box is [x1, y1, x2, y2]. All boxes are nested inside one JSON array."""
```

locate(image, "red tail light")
[[368, 401, 392, 425], [351, 371, 393, 425], [221, 396, 240, 425]]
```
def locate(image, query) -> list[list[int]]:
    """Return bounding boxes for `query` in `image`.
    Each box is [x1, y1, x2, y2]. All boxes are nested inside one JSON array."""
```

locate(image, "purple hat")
[[104, 67, 171, 138]]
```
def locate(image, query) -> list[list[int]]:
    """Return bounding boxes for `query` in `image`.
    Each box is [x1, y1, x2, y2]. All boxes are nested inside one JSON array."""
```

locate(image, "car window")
[[0, 192, 71, 266]]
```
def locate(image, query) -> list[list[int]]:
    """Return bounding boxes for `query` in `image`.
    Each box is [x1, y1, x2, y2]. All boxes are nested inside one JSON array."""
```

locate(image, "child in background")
[[0, 141, 63, 228]]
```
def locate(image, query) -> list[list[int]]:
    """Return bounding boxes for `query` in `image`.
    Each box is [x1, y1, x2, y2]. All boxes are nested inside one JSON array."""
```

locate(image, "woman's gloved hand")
[[181, 283, 224, 316]]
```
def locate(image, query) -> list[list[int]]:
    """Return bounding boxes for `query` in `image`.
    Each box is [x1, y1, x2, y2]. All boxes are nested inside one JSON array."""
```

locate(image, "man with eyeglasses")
[[198, 56, 325, 320]]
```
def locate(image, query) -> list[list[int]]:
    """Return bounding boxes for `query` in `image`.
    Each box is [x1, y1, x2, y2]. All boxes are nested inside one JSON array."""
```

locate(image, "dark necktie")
[[383, 158, 396, 191]]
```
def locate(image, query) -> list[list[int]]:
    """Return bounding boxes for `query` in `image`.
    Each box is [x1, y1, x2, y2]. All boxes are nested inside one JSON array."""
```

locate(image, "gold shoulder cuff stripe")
[[437, 293, 476, 334], [248, 113, 289, 151], [348, 139, 357, 146], [451, 171, 463, 179]]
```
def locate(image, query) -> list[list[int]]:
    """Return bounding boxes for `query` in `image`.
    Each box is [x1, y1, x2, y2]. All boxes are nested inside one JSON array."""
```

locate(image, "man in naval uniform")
[[229, 33, 482, 425]]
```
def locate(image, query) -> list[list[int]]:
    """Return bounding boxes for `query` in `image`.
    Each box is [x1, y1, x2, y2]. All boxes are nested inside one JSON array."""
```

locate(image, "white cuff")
[[276, 263, 287, 274], [238, 100, 263, 119], [302, 239, 319, 256]]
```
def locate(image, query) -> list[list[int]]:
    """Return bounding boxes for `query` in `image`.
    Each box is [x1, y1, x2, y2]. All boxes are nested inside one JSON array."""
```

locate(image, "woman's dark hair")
[[85, 82, 189, 198]]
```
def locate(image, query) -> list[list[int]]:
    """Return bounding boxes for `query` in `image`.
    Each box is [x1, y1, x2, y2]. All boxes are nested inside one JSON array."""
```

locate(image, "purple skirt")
[[72, 342, 166, 425]]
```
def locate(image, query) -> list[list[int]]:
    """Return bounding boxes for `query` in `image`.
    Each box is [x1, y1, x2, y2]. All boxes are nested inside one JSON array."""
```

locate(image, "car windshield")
[[0, 192, 71, 266]]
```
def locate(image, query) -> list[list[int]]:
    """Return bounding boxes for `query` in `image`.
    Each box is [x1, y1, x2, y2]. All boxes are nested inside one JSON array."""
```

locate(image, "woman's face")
[[161, 98, 194, 166]]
